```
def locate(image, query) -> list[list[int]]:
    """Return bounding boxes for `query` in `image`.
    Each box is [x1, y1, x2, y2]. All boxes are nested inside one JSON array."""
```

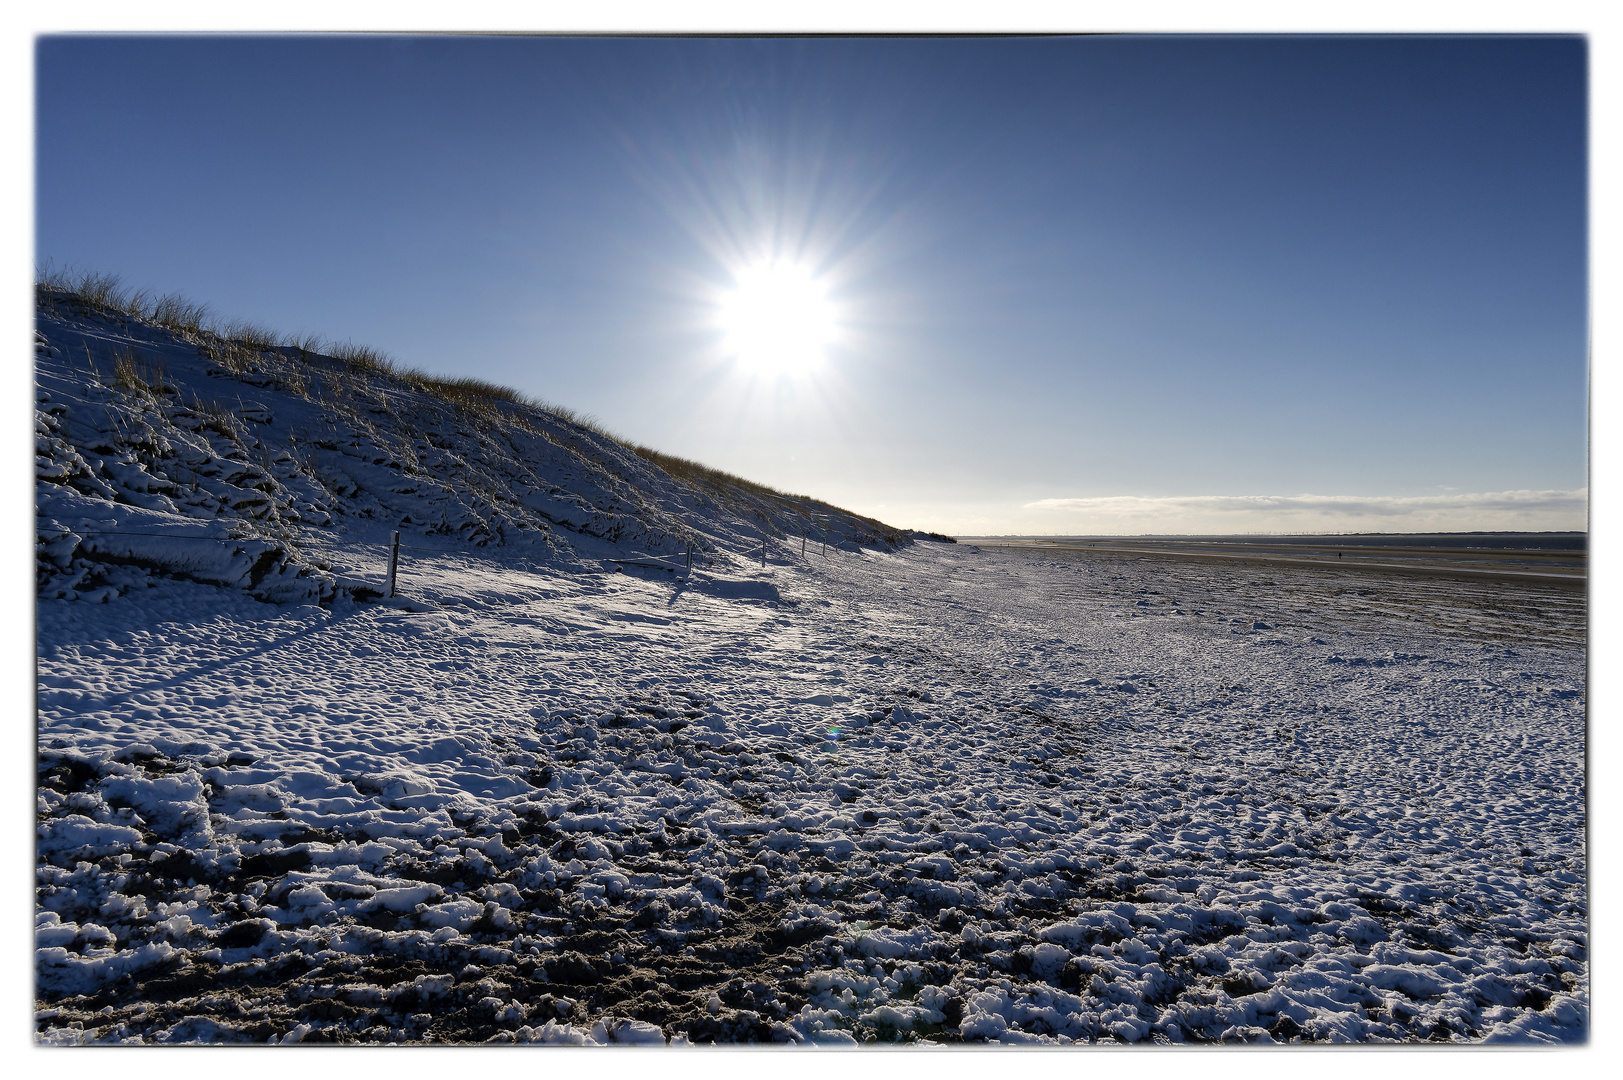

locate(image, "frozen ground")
[[34, 293, 1587, 1044], [36, 541, 1587, 1044]]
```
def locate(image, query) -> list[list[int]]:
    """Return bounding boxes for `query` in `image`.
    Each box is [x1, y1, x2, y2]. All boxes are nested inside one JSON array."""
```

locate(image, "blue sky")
[[35, 35, 1588, 534]]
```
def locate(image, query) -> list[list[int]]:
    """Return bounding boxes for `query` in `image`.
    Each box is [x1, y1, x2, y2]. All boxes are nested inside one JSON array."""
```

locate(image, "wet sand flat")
[[963, 537, 1585, 589]]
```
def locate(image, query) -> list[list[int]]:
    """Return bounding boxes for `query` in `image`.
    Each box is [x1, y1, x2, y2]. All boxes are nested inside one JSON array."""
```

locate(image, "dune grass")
[[109, 347, 171, 402], [627, 443, 807, 504], [36, 265, 900, 537]]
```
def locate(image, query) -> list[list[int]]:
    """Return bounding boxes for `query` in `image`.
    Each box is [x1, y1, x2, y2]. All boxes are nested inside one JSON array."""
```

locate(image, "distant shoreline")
[[957, 531, 1586, 549], [960, 534, 1586, 587]]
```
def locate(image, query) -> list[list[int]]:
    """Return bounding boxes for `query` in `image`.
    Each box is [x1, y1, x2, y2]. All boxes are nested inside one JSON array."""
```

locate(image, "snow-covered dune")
[[35, 286, 906, 609], [34, 290, 1586, 1045]]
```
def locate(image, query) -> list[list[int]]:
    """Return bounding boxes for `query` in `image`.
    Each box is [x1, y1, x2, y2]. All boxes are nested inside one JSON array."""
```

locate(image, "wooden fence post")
[[386, 530, 400, 597]]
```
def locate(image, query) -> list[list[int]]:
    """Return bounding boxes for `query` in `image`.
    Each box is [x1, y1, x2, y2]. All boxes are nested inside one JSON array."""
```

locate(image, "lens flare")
[[718, 261, 833, 374]]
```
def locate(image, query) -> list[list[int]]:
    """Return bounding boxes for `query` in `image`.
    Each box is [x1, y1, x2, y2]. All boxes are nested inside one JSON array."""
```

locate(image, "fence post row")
[[386, 530, 400, 598]]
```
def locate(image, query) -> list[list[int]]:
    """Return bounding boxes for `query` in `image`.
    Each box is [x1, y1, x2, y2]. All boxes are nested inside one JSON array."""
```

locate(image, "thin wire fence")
[[44, 527, 856, 557], [38, 525, 867, 597]]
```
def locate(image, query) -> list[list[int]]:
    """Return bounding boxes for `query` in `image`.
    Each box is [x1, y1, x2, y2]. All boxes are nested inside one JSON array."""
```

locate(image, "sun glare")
[[718, 262, 833, 374]]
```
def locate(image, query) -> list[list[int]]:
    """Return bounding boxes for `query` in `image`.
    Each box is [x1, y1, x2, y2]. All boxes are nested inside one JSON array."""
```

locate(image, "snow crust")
[[34, 299, 1586, 1045]]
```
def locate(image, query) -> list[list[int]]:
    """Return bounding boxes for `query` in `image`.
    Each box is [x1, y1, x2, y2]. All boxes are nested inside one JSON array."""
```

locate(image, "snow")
[[32, 296, 1587, 1045]]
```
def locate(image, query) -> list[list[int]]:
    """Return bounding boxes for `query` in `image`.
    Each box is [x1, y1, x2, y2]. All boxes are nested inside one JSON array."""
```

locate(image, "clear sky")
[[35, 34, 1588, 535]]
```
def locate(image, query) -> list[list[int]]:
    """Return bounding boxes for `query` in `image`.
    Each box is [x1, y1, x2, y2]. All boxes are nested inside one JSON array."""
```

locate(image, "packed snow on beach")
[[34, 295, 1587, 1045]]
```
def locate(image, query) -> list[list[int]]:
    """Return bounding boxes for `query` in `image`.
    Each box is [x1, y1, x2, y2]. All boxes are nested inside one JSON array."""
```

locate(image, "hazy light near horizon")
[[1015, 489, 1588, 534], [717, 260, 835, 375]]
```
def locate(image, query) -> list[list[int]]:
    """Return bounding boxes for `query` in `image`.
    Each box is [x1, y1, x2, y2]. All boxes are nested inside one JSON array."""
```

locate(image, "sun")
[[718, 261, 833, 374]]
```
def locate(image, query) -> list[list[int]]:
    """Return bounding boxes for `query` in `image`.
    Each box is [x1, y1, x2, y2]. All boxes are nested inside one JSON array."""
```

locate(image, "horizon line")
[[952, 529, 1588, 538]]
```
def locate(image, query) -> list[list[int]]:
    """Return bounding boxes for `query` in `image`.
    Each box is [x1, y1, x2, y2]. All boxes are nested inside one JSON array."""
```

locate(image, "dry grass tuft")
[[149, 294, 212, 336], [288, 332, 325, 362], [536, 402, 630, 443], [629, 444, 789, 500], [111, 348, 169, 400], [188, 393, 243, 443], [327, 340, 395, 375], [38, 267, 127, 312], [409, 373, 534, 412], [37, 266, 210, 337], [198, 338, 254, 377], [223, 321, 280, 353]]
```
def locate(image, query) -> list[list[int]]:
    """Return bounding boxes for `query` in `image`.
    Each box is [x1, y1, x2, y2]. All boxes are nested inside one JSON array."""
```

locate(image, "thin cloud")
[[1026, 490, 1586, 516], [1018, 490, 1587, 532]]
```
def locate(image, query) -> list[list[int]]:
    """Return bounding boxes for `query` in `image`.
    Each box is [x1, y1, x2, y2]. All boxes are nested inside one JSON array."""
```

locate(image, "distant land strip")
[[959, 536, 1586, 587]]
